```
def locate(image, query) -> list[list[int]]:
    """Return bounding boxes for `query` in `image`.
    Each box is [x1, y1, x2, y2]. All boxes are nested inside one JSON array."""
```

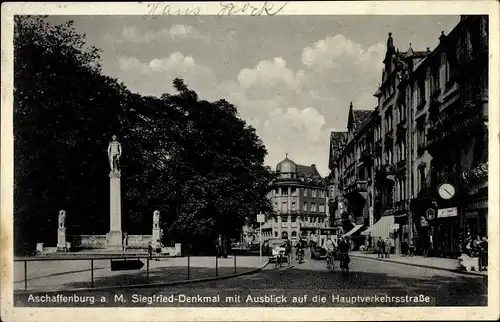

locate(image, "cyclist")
[[283, 237, 292, 263], [323, 234, 338, 269], [296, 238, 306, 263], [337, 237, 350, 271]]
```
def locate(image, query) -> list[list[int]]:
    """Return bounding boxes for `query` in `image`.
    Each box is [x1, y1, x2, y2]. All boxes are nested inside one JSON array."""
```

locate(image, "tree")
[[14, 16, 274, 255], [127, 79, 275, 254], [14, 16, 132, 254]]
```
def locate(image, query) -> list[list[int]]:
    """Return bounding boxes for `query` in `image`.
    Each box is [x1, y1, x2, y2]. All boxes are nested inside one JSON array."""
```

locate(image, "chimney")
[[439, 31, 446, 43], [311, 164, 316, 169], [426, 47, 431, 52]]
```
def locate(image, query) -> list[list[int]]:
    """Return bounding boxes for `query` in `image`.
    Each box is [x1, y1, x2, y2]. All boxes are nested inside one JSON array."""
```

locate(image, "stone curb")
[[351, 254, 486, 277], [14, 261, 270, 295]]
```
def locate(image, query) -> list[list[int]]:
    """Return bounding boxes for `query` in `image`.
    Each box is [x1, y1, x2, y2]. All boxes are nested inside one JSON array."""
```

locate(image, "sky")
[[48, 15, 460, 176]]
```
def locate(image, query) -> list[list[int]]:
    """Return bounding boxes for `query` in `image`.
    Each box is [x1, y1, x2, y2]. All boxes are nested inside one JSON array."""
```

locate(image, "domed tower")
[[276, 154, 298, 180]]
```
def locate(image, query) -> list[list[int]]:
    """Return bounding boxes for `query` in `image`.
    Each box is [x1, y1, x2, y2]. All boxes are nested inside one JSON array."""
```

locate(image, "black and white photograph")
[[1, 1, 499, 321]]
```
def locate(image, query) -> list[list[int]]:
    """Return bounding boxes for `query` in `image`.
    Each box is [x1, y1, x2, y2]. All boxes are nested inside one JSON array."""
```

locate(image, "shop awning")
[[361, 215, 395, 239], [342, 224, 364, 238]]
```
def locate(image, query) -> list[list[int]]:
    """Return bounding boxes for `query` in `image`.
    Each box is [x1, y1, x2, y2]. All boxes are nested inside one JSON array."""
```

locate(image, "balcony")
[[462, 162, 488, 194], [382, 200, 407, 216], [375, 164, 396, 184], [426, 113, 482, 151], [345, 180, 368, 195]]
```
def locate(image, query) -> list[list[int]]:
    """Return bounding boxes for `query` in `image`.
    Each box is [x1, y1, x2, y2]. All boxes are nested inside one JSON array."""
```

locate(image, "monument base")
[[107, 231, 123, 251], [57, 229, 67, 252]]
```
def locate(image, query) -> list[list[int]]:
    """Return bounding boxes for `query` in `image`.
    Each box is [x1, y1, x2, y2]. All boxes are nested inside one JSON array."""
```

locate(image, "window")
[[291, 216, 296, 222], [282, 216, 288, 222], [312, 189, 317, 198], [274, 188, 279, 195], [417, 78, 425, 105], [282, 188, 288, 196], [291, 202, 296, 211], [291, 231, 297, 237], [303, 202, 308, 211], [291, 187, 297, 195]]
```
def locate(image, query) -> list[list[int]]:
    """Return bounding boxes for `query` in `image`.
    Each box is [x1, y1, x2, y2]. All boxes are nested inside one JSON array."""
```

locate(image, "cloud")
[[117, 52, 216, 97], [112, 34, 386, 176], [118, 25, 206, 44]]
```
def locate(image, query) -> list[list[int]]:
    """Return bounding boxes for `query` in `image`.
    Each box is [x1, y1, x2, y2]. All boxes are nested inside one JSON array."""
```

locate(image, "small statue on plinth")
[[107, 135, 122, 173], [153, 210, 160, 229], [58, 210, 66, 229]]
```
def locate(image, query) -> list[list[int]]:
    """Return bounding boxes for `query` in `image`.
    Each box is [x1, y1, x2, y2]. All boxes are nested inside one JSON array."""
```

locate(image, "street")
[[15, 252, 488, 307]]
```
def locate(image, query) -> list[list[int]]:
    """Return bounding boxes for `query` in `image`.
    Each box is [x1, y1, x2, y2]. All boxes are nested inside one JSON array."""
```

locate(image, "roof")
[[352, 110, 373, 136], [296, 164, 326, 186]]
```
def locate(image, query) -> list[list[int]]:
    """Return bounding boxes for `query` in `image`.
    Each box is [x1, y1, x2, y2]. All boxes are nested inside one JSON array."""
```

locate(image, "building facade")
[[329, 15, 489, 257], [259, 155, 329, 245], [328, 103, 375, 248], [407, 15, 488, 257]]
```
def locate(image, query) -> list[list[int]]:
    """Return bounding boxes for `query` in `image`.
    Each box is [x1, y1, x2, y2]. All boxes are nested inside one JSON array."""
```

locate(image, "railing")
[[14, 251, 265, 292]]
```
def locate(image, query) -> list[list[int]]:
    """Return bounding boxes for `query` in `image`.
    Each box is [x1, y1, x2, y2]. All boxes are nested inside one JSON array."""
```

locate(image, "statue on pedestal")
[[58, 210, 66, 229], [107, 135, 122, 173], [153, 210, 160, 229]]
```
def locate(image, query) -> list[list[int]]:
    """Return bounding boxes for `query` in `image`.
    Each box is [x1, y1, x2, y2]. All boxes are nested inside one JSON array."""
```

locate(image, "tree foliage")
[[14, 16, 274, 255]]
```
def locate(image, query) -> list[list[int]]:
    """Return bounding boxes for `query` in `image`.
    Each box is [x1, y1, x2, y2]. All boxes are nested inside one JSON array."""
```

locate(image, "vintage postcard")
[[1, 1, 499, 321]]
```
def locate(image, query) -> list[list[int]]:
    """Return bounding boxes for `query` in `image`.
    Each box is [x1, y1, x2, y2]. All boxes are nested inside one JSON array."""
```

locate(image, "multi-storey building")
[[328, 103, 375, 249], [407, 15, 488, 257], [361, 33, 428, 253], [258, 155, 329, 245]]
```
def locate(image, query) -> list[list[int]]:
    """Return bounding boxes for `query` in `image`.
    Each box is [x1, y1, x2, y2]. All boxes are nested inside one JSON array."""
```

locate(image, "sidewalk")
[[14, 255, 267, 292], [350, 251, 487, 276]]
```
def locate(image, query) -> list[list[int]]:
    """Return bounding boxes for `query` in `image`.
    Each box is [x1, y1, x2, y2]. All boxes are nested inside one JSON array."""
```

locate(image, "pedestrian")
[[147, 241, 153, 260], [401, 238, 408, 257], [155, 239, 162, 261], [216, 234, 222, 258], [377, 237, 384, 258], [472, 236, 481, 257], [222, 236, 228, 258], [479, 236, 488, 271], [385, 237, 392, 258], [408, 239, 414, 257]]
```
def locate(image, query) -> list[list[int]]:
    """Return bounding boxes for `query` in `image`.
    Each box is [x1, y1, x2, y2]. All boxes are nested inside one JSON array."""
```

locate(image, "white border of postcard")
[[1, 1, 499, 321]]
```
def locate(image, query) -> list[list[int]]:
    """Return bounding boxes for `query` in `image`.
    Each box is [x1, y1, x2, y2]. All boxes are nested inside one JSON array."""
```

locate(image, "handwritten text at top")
[[218, 2, 290, 16], [142, 2, 290, 19]]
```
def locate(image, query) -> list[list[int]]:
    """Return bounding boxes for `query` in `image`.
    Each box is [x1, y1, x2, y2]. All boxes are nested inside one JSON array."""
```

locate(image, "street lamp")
[[257, 212, 265, 262]]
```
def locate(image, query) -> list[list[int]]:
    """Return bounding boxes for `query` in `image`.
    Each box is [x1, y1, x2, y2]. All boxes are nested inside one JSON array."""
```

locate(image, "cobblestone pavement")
[[15, 252, 487, 307]]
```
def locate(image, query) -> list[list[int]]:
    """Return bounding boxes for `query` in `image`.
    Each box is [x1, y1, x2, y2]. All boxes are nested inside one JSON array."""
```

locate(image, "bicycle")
[[339, 252, 350, 274], [296, 249, 305, 264], [326, 250, 335, 270], [275, 250, 286, 269]]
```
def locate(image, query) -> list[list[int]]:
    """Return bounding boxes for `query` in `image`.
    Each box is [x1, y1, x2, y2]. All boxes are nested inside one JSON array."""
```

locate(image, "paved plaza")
[[14, 255, 265, 291], [14, 250, 487, 307]]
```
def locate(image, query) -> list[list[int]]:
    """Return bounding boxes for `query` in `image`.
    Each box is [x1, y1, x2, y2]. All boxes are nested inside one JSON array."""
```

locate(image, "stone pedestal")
[[174, 243, 182, 255], [107, 171, 123, 250], [57, 229, 67, 251], [152, 228, 162, 244]]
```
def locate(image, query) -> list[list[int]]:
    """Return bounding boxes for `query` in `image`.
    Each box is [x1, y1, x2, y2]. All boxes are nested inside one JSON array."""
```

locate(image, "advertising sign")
[[426, 208, 436, 220], [437, 207, 458, 218], [256, 213, 265, 223], [369, 207, 374, 226]]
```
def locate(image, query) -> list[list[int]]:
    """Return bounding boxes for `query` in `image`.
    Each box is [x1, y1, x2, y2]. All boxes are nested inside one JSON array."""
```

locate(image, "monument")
[[57, 209, 67, 251], [107, 135, 123, 250], [152, 210, 162, 243]]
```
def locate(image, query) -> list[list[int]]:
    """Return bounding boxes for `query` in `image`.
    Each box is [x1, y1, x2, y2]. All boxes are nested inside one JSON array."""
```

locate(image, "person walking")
[[479, 236, 488, 271], [384, 237, 392, 258], [377, 237, 384, 258], [154, 239, 162, 261], [147, 241, 153, 260], [401, 238, 408, 257]]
